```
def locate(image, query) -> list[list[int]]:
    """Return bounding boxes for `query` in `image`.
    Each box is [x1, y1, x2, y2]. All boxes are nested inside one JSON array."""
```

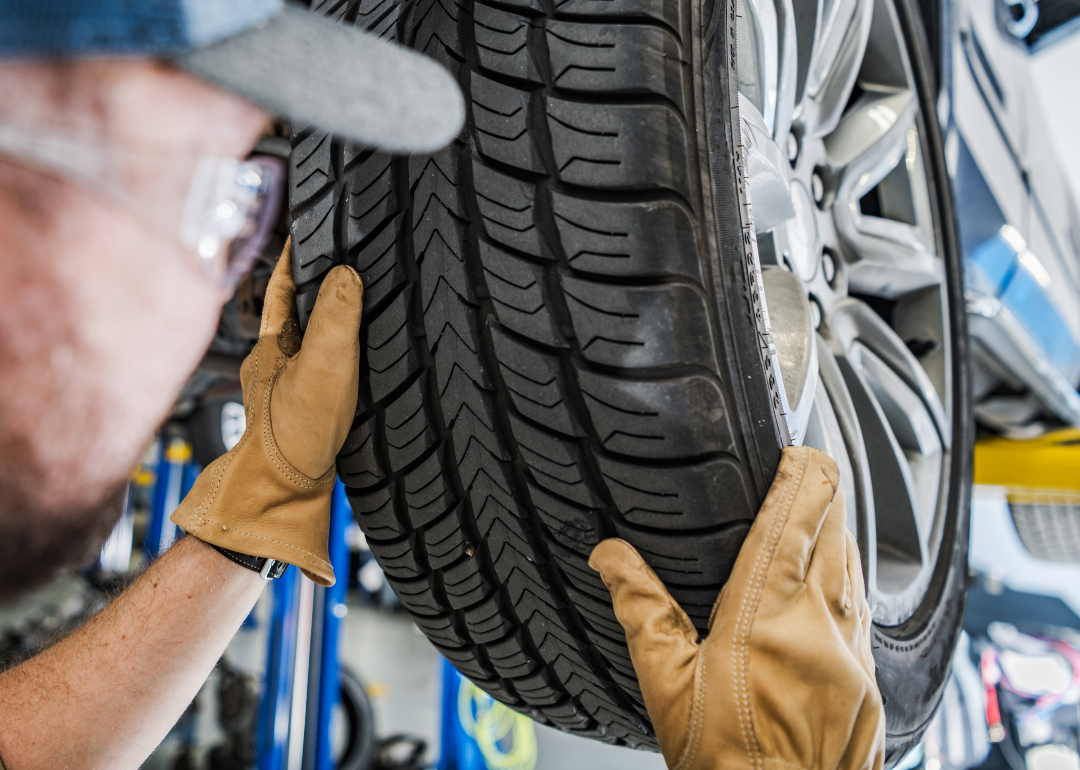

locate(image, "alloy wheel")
[[738, 0, 954, 626]]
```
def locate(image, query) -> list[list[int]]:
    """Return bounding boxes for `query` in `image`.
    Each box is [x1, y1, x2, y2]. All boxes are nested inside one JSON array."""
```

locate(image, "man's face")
[[0, 60, 269, 596]]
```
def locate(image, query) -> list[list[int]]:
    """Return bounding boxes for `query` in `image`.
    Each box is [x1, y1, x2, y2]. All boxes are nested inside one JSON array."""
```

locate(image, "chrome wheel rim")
[[737, 0, 953, 626]]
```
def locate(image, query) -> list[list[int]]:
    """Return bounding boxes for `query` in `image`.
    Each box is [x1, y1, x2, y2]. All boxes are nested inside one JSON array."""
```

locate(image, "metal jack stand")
[[256, 481, 352, 770], [146, 435, 200, 557]]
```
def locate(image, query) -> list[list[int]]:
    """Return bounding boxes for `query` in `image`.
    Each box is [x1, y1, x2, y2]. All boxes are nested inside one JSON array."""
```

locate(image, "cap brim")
[[175, 3, 464, 153]]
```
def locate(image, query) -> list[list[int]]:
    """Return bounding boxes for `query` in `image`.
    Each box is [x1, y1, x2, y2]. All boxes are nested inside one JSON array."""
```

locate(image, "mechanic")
[[0, 2, 884, 769]]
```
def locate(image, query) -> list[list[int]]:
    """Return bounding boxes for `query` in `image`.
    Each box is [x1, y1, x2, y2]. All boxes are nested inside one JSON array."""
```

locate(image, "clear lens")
[[179, 154, 284, 289], [0, 117, 283, 292]]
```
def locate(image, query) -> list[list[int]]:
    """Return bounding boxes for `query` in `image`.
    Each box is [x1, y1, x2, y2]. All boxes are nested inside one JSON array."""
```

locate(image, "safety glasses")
[[0, 118, 284, 293]]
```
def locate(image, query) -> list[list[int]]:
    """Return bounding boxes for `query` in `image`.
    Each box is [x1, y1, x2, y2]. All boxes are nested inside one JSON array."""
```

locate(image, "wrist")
[[205, 542, 289, 580]]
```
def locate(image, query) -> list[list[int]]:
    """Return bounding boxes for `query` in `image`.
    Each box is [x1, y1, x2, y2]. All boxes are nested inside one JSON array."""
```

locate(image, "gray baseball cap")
[[0, 0, 465, 153]]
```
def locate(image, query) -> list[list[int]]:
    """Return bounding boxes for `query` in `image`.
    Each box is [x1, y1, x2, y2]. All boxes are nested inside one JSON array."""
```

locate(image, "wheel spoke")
[[796, 0, 874, 138], [740, 95, 796, 233], [825, 89, 916, 176], [836, 212, 943, 297], [826, 92, 945, 297], [822, 301, 949, 622], [738, 0, 780, 133], [809, 334, 878, 595], [827, 298, 950, 448], [773, 0, 799, 142]]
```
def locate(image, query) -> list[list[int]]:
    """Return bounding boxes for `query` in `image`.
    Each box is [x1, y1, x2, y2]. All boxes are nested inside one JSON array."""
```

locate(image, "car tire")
[[187, 394, 247, 469], [290, 0, 970, 755]]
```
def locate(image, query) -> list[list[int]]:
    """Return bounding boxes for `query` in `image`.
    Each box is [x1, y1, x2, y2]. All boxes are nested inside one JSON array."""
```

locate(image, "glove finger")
[[805, 485, 851, 611], [589, 538, 699, 675], [261, 238, 300, 341], [846, 530, 868, 609], [296, 264, 364, 374], [272, 265, 363, 478], [725, 447, 838, 603], [837, 683, 886, 770]]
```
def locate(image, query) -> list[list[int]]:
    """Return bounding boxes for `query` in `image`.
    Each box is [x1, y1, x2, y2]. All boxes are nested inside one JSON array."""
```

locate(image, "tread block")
[[489, 325, 582, 436], [412, 612, 469, 648], [438, 643, 498, 681], [621, 524, 750, 587], [480, 242, 566, 348], [529, 482, 601, 554], [472, 74, 543, 173], [472, 160, 542, 257], [290, 131, 334, 210], [346, 483, 404, 540], [597, 455, 754, 529], [386, 572, 443, 616], [311, 0, 351, 18], [489, 531, 549, 589], [423, 503, 471, 569], [508, 413, 598, 507], [370, 531, 424, 578], [562, 276, 718, 369], [413, 0, 464, 59], [347, 156, 398, 247], [366, 290, 420, 404], [487, 630, 541, 678], [442, 554, 496, 609], [547, 22, 686, 108], [513, 666, 565, 707], [291, 190, 337, 283], [385, 379, 439, 471], [420, 218, 472, 307], [468, 465, 524, 541], [551, 193, 702, 281], [574, 367, 735, 459], [554, 0, 684, 36], [404, 451, 459, 525], [545, 99, 691, 199], [474, 5, 543, 84], [337, 418, 386, 489], [352, 0, 403, 37], [547, 538, 610, 600], [542, 699, 594, 730], [465, 591, 518, 643], [352, 215, 406, 315], [564, 583, 624, 640]]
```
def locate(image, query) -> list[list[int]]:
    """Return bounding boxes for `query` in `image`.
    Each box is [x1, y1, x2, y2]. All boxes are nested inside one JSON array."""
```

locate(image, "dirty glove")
[[171, 240, 362, 586], [589, 446, 884, 770]]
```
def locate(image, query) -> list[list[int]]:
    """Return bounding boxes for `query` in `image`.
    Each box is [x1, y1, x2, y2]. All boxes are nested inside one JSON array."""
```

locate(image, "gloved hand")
[[171, 240, 362, 586], [589, 446, 884, 770]]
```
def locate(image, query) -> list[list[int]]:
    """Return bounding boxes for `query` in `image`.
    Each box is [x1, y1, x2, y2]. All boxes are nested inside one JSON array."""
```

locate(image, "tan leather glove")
[[171, 240, 362, 586], [589, 446, 884, 770]]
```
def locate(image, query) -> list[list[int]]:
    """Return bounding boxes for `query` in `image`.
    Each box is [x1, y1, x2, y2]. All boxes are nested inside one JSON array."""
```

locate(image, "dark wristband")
[[210, 543, 288, 580]]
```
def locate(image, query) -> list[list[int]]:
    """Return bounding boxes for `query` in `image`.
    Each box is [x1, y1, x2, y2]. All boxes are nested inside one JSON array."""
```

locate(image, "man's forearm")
[[0, 535, 266, 770]]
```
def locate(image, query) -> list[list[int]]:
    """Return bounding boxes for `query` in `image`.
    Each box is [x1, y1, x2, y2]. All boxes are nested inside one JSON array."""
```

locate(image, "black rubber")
[[290, 0, 778, 747], [338, 667, 377, 770], [289, 0, 968, 753]]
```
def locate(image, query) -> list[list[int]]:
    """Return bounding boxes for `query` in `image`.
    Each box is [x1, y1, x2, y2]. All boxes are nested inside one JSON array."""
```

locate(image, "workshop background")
[[4, 0, 1080, 764]]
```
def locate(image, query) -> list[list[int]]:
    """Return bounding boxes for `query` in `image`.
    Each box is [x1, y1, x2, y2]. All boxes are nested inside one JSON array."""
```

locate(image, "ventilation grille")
[[1009, 491, 1080, 564]]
